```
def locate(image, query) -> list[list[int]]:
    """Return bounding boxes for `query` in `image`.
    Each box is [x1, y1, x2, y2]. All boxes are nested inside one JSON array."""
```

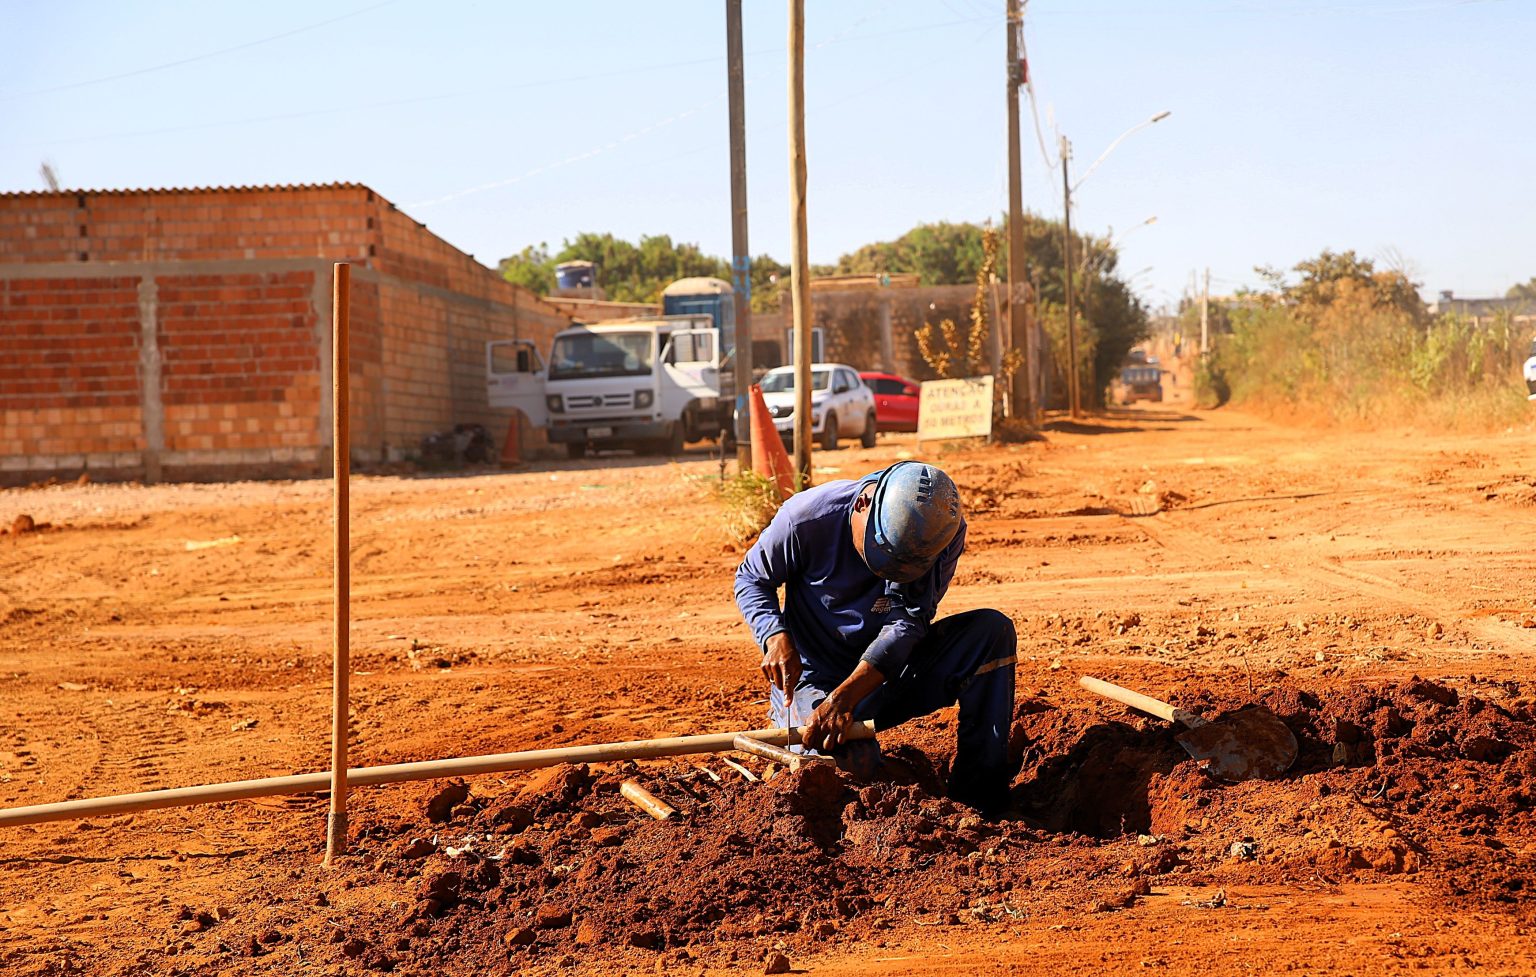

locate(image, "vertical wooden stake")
[[325, 262, 351, 866], [787, 0, 812, 488]]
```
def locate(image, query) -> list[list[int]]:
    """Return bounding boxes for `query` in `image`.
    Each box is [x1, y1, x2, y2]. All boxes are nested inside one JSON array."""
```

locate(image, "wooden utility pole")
[[1060, 135, 1081, 419], [787, 0, 812, 485], [1200, 266, 1210, 355], [1005, 0, 1032, 421], [325, 262, 351, 866], [726, 0, 753, 469]]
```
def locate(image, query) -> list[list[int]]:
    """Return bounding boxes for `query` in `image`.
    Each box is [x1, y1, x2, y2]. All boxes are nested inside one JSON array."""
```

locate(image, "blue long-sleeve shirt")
[[734, 472, 966, 681]]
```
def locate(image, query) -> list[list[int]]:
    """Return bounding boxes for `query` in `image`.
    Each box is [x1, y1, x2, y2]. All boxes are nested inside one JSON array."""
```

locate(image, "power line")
[[0, 93, 458, 151], [406, 12, 992, 211], [404, 95, 728, 209], [0, 1, 398, 101], [1017, 1, 1057, 171], [5, 13, 990, 149]]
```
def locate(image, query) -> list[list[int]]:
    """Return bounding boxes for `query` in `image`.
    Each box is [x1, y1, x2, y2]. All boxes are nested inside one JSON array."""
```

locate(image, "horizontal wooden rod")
[[732, 734, 807, 769], [0, 720, 877, 828]]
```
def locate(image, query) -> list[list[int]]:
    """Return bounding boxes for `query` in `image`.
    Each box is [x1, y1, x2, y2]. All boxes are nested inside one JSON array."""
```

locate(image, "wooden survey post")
[[325, 262, 351, 866]]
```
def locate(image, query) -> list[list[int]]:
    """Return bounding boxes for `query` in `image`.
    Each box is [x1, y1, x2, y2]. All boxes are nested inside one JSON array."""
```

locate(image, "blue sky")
[[2, 0, 1530, 311]]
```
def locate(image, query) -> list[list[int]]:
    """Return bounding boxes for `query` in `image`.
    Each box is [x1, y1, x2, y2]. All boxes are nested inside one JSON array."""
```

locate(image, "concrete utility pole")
[[726, 0, 753, 470], [1005, 0, 1032, 422], [1060, 135, 1081, 419], [1200, 266, 1210, 355], [787, 0, 812, 485]]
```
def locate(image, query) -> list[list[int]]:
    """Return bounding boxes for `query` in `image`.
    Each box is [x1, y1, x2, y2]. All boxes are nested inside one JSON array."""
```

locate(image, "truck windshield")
[[549, 331, 653, 380], [758, 369, 830, 393]]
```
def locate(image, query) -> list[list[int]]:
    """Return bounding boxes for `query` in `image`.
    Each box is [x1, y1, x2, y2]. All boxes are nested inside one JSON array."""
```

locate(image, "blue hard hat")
[[861, 461, 962, 583]]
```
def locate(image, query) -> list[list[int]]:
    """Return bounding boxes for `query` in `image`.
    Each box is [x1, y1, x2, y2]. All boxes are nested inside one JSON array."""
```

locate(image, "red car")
[[859, 371, 921, 432]]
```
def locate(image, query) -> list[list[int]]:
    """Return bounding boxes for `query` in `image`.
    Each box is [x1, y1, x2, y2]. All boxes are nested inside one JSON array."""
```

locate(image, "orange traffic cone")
[[748, 383, 795, 499], [499, 416, 521, 467]]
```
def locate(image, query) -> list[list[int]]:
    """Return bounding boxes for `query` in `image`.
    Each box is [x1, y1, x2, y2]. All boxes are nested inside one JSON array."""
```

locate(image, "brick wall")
[[0, 184, 571, 484], [157, 270, 323, 463], [0, 185, 374, 265], [0, 276, 143, 475], [774, 284, 979, 379]]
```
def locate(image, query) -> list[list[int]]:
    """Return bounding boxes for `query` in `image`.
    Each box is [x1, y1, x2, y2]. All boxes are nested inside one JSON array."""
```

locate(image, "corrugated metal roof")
[[0, 181, 376, 199]]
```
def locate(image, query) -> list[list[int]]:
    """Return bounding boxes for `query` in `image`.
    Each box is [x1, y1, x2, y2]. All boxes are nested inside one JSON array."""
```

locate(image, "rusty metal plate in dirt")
[[1175, 706, 1298, 782]]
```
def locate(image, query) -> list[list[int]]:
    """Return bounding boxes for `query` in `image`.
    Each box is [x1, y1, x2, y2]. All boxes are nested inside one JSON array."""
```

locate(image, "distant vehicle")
[[1117, 364, 1164, 404], [1524, 339, 1536, 400], [758, 364, 877, 450], [859, 371, 920, 432], [485, 277, 738, 458]]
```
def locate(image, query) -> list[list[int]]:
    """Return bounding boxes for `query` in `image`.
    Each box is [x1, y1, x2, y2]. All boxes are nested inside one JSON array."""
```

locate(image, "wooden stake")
[[0, 721, 876, 828], [326, 262, 351, 867], [620, 780, 676, 821], [720, 757, 759, 782], [787, 0, 812, 487]]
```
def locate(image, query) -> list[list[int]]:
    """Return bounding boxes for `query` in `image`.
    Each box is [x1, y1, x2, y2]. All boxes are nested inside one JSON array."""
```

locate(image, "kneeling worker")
[[734, 461, 1017, 816]]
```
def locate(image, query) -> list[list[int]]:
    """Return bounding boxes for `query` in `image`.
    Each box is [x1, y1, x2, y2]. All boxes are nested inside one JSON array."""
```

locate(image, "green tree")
[[551, 232, 725, 304], [745, 254, 790, 314], [834, 221, 990, 286], [1507, 278, 1536, 302], [1260, 249, 1426, 322], [497, 243, 556, 295], [502, 233, 789, 312]]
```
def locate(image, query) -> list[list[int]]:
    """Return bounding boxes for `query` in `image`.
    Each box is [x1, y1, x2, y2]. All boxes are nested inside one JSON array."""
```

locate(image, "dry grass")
[[711, 470, 784, 543]]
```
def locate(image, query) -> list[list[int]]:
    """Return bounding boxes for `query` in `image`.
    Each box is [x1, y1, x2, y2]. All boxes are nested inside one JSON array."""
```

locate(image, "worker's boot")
[[946, 760, 1012, 820]]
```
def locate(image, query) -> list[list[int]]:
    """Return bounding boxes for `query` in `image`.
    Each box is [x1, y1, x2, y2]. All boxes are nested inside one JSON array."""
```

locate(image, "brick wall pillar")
[[136, 276, 165, 482]]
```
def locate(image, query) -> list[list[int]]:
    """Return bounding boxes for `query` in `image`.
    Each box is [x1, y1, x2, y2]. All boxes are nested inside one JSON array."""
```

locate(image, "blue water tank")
[[555, 260, 595, 291]]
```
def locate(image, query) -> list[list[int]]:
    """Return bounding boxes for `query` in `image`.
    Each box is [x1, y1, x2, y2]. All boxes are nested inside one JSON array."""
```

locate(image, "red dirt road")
[[3, 395, 1535, 975]]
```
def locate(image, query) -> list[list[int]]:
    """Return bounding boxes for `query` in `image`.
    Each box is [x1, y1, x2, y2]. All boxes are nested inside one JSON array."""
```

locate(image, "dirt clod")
[[426, 781, 472, 822], [535, 906, 573, 930]]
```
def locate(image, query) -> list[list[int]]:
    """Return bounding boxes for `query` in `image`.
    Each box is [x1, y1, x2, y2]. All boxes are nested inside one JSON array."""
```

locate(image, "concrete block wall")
[[0, 184, 571, 483]]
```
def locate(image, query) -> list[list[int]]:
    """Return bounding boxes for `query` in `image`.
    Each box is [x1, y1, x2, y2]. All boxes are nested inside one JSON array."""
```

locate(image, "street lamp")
[[1060, 111, 1170, 418]]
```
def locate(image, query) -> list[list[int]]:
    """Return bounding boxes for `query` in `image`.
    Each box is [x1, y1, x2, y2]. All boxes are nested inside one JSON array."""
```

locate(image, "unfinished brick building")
[[0, 183, 570, 484]]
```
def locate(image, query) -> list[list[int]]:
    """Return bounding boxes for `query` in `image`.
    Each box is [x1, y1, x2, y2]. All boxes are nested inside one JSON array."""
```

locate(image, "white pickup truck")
[[486, 315, 728, 458]]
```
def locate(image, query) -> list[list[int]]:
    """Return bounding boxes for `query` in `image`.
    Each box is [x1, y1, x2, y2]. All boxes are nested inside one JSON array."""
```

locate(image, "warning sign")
[[916, 376, 994, 443]]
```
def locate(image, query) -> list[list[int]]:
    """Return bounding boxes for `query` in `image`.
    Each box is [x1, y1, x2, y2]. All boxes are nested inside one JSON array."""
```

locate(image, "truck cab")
[[487, 316, 723, 458], [486, 277, 739, 459]]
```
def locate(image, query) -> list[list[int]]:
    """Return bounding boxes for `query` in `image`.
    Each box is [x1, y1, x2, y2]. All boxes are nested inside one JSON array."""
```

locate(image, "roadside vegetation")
[[1194, 250, 1532, 428], [710, 469, 783, 543], [502, 219, 1150, 416]]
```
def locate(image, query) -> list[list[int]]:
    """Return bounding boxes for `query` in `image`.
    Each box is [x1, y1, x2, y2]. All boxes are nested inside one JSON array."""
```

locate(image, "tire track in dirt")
[[1120, 504, 1536, 655], [29, 697, 195, 804]]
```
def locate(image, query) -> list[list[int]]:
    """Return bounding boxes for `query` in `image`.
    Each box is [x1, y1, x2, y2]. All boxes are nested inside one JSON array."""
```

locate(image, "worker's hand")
[[802, 691, 857, 753], [760, 632, 802, 694], [803, 660, 886, 752]]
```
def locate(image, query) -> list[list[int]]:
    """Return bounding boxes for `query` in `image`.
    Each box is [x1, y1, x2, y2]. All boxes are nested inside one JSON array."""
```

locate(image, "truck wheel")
[[820, 414, 839, 451], [861, 411, 877, 448], [566, 442, 587, 460], [661, 423, 685, 456]]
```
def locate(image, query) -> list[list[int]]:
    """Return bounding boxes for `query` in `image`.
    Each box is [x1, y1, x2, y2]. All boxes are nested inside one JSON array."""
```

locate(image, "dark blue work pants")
[[768, 608, 1017, 814]]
